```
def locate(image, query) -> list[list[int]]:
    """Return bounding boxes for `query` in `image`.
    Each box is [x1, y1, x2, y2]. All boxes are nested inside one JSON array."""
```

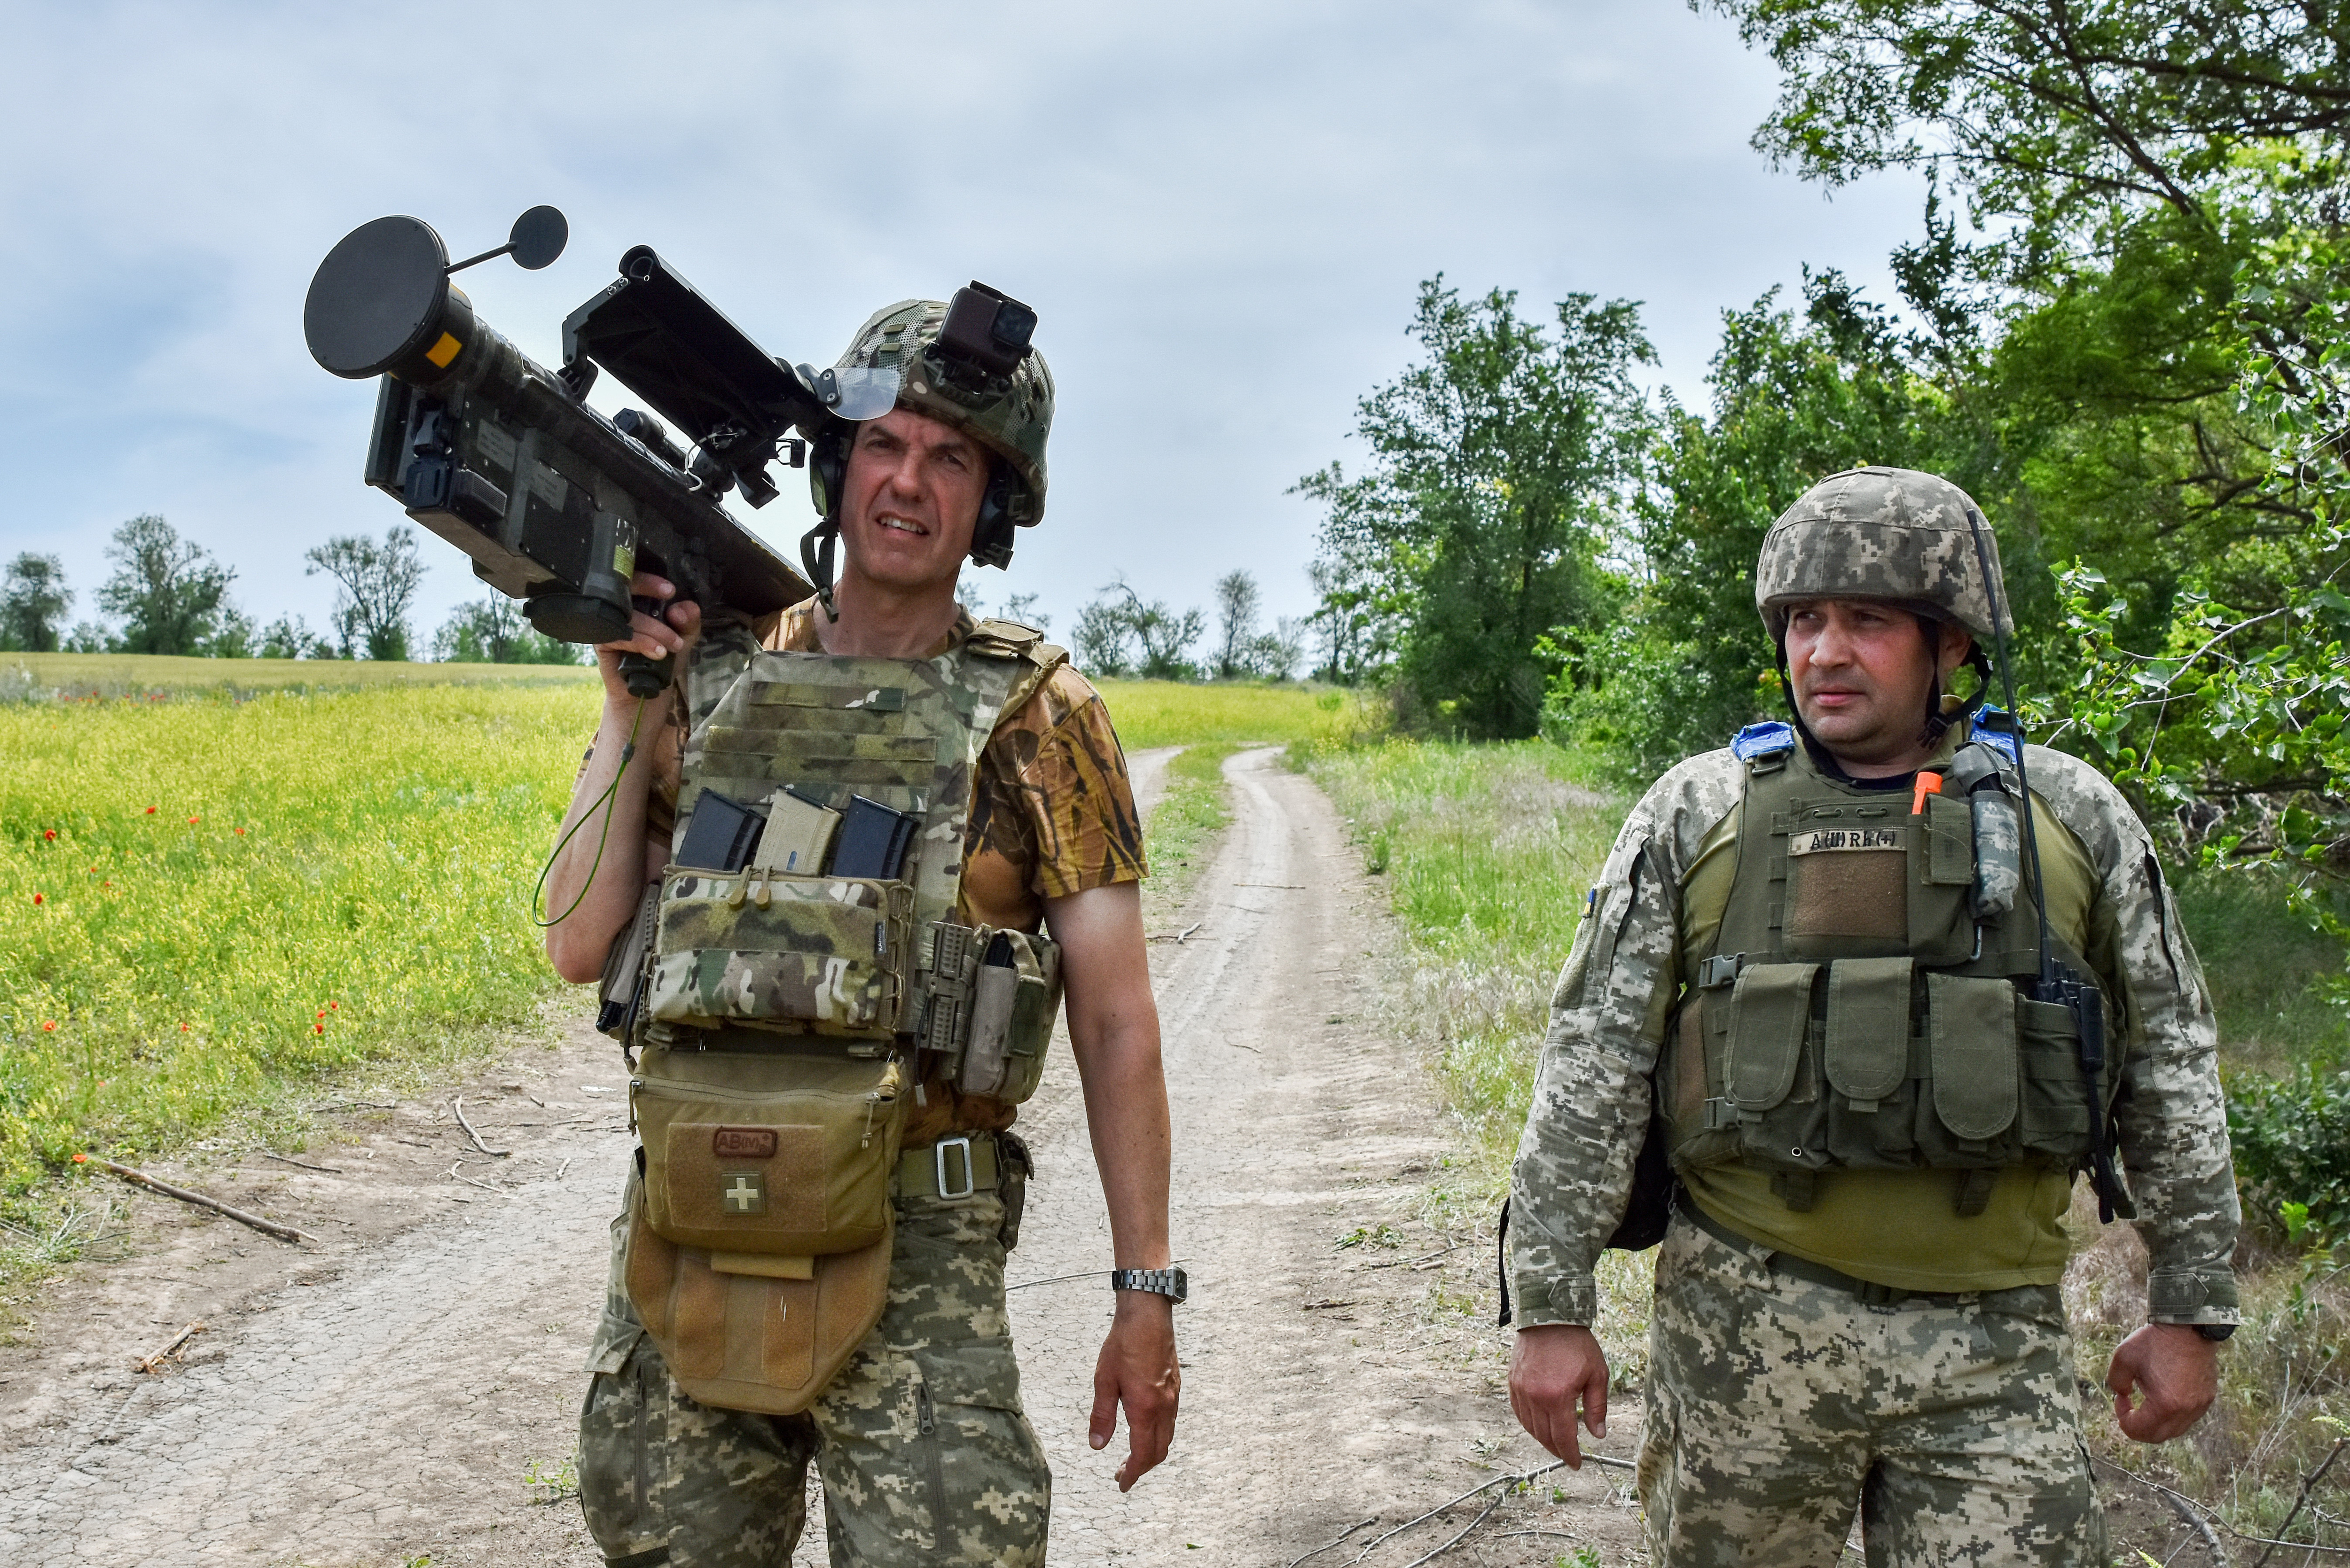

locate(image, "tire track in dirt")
[[987, 748, 1643, 1566]]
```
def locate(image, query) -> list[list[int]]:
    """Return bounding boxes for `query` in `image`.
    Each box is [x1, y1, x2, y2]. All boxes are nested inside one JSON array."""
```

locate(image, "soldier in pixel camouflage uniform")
[[544, 295, 1182, 1567], [1505, 467, 2241, 1565]]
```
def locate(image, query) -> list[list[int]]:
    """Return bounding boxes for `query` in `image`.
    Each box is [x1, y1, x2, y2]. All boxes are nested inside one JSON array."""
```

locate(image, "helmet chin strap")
[[799, 516, 841, 622]]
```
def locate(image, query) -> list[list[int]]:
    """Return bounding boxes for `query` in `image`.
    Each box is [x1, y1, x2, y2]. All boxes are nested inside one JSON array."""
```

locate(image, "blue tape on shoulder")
[[1971, 706, 2022, 764], [1731, 721, 1796, 762]]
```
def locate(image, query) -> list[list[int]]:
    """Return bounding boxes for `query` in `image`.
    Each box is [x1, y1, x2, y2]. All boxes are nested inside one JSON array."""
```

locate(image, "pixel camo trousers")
[[1638, 1214, 2106, 1567], [578, 1179, 1049, 1568]]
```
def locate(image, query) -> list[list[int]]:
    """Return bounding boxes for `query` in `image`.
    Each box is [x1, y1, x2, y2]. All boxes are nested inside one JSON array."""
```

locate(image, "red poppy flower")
[[188, 817, 199, 825], [31, 893, 42, 905], [43, 1021, 57, 1032], [145, 806, 157, 815], [71, 1152, 86, 1163], [234, 827, 246, 836], [314, 1023, 325, 1034], [43, 829, 55, 841]]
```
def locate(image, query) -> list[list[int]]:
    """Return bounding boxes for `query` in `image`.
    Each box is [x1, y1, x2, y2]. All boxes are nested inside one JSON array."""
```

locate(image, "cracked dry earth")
[[2, 746, 1645, 1567]]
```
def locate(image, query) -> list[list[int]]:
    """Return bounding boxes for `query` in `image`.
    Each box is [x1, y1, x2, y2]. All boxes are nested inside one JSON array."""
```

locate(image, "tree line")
[[0, 517, 581, 665], [1300, 0, 2348, 890]]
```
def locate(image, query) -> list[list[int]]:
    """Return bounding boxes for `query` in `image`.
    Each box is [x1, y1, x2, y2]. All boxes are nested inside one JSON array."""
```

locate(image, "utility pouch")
[[646, 867, 917, 1044], [2016, 995, 2093, 1157], [1822, 957, 1920, 1163], [624, 1203, 891, 1417], [1909, 792, 1976, 965], [1923, 972, 2020, 1153], [924, 923, 1064, 1105], [630, 1045, 908, 1258], [1727, 963, 1817, 1116], [595, 884, 661, 1041]]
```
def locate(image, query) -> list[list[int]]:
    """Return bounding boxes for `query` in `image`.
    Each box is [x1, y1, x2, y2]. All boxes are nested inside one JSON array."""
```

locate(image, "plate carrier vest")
[[632, 609, 1069, 1091], [610, 609, 1072, 1416], [1655, 719, 2123, 1217]]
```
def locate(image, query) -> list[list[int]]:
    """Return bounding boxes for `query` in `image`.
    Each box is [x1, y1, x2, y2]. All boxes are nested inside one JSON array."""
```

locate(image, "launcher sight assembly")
[[302, 206, 895, 694]]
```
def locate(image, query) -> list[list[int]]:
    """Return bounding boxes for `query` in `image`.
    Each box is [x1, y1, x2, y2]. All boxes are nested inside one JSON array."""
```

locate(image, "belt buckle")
[[934, 1135, 976, 1201]]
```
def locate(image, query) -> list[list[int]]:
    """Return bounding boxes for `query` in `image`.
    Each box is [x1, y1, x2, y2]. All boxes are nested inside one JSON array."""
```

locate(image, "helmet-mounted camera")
[[931, 282, 1037, 392]]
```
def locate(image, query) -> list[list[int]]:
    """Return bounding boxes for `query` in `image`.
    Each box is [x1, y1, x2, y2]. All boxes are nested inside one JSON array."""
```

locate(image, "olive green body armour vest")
[[634, 609, 1067, 1103], [1656, 728, 2121, 1216]]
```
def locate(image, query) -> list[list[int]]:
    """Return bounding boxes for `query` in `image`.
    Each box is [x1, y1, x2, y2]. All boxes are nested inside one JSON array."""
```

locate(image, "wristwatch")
[[1110, 1266, 1187, 1303]]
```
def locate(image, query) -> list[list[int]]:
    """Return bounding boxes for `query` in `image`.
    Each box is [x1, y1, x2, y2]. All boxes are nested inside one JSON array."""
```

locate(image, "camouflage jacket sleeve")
[[2032, 747, 2241, 1326], [1506, 752, 1742, 1328]]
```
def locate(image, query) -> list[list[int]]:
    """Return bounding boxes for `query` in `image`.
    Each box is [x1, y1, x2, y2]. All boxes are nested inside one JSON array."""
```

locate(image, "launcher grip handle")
[[619, 650, 674, 698]]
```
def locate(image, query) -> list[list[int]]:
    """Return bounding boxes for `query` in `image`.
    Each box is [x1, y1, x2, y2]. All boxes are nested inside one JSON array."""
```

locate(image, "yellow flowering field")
[[1, 679, 602, 1198], [0, 662, 1345, 1212]]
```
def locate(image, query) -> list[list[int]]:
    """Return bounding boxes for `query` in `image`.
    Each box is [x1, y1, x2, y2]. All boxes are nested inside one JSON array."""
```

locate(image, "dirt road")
[[0, 746, 1641, 1567]]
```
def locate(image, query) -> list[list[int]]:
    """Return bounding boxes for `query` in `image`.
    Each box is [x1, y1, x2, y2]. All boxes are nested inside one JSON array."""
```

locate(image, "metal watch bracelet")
[[1110, 1266, 1188, 1303]]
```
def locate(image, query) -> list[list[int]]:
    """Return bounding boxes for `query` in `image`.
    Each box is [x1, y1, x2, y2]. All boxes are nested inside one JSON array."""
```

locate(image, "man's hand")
[[594, 571, 699, 704], [2107, 1323, 2219, 1443], [1510, 1324, 1611, 1467], [1089, 1294, 1180, 1491]]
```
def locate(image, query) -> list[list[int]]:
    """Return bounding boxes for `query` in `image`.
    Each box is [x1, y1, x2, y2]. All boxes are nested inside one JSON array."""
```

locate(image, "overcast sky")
[[0, 0, 1929, 654]]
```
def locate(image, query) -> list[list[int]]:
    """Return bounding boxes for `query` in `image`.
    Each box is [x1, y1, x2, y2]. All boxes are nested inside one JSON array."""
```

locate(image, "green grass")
[[1, 681, 602, 1216], [1302, 738, 1623, 1155], [0, 669, 1332, 1291], [2, 650, 595, 703], [1093, 679, 1373, 750], [2172, 868, 2350, 1074], [1140, 745, 1239, 917]]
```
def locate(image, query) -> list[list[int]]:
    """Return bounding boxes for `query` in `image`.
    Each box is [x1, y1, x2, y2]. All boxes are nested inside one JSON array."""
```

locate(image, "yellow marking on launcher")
[[425, 332, 463, 368]]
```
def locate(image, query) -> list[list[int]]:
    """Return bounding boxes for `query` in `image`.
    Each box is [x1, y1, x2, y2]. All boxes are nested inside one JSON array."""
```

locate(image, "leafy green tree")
[[96, 515, 235, 656], [259, 614, 335, 660], [1556, 275, 1989, 776], [1700, 0, 2347, 257], [1076, 580, 1203, 680], [306, 526, 424, 661], [1299, 279, 1654, 737], [431, 597, 587, 664], [1702, 0, 2349, 628], [203, 606, 258, 659], [1069, 596, 1133, 677], [1212, 570, 1263, 679], [0, 553, 72, 652]]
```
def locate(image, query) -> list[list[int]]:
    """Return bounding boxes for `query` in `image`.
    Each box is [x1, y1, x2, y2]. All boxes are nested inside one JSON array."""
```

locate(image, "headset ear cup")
[[969, 468, 1016, 570], [807, 429, 851, 520]]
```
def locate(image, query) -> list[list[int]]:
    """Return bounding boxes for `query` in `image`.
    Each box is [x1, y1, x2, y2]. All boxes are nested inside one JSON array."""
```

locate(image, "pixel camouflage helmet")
[[1755, 466, 2013, 645]]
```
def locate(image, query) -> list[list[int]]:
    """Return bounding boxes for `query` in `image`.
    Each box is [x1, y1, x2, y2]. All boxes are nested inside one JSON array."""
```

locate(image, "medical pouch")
[[647, 869, 916, 1042], [631, 1045, 908, 1257], [625, 1202, 892, 1417]]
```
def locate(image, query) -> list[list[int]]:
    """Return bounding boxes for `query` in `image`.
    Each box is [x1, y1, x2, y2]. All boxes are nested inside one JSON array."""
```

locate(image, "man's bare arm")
[[544, 576, 696, 983], [1047, 880, 1179, 1492]]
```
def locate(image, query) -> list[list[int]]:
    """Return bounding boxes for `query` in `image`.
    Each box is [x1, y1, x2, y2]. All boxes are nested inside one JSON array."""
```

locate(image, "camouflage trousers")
[[577, 1160, 1049, 1568], [1639, 1212, 2105, 1567]]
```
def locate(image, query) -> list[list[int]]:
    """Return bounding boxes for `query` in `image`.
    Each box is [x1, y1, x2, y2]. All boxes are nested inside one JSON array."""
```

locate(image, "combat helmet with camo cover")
[[801, 296, 1055, 603], [1754, 466, 2012, 644]]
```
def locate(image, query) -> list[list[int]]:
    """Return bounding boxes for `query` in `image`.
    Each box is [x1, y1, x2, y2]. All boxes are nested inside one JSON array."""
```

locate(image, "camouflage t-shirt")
[[636, 598, 1145, 1141]]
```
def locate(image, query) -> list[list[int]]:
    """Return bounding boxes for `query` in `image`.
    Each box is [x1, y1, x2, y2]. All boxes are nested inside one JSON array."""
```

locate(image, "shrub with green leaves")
[[2226, 1063, 2350, 1246]]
